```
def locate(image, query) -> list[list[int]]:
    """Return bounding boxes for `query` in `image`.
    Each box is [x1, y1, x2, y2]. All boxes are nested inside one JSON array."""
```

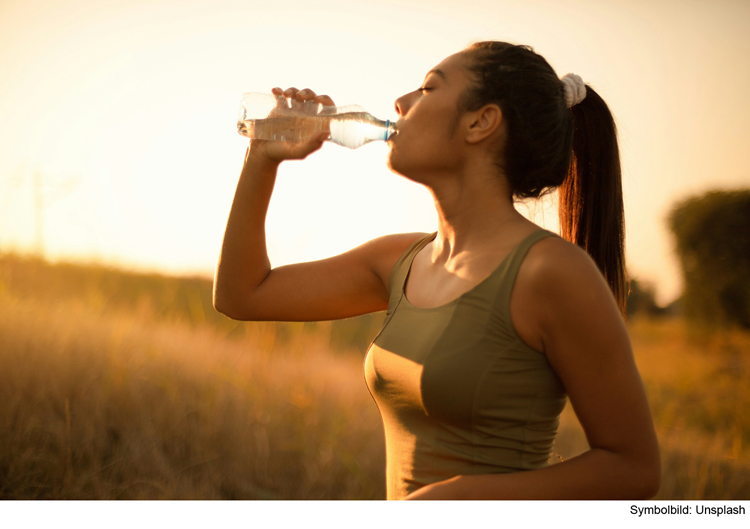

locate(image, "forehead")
[[427, 52, 470, 79]]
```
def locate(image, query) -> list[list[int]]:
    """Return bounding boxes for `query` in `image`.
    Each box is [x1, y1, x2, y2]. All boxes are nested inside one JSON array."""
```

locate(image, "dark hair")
[[460, 41, 628, 318]]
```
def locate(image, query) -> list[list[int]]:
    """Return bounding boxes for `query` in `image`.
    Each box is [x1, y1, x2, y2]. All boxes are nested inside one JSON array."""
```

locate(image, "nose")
[[394, 92, 411, 118]]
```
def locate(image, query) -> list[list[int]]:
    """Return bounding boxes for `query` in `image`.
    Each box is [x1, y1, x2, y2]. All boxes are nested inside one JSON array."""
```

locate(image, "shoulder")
[[512, 233, 624, 355], [521, 233, 605, 294], [358, 231, 431, 265], [358, 232, 431, 292]]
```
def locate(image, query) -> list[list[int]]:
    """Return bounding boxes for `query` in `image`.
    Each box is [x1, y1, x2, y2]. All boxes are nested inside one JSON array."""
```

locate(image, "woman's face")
[[387, 52, 474, 181]]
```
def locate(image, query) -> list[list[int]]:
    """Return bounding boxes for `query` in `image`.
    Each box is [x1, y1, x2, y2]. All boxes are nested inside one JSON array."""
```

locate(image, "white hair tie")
[[561, 73, 586, 108]]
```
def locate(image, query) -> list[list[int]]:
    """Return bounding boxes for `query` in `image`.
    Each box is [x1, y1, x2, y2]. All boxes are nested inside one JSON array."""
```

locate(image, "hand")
[[248, 87, 336, 164], [402, 476, 464, 500]]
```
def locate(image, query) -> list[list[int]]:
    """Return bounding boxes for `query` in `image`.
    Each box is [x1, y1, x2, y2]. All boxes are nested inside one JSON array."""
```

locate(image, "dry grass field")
[[0, 254, 748, 499]]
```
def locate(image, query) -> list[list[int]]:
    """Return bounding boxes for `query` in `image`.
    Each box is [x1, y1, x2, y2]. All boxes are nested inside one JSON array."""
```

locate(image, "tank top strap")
[[491, 228, 562, 321], [387, 232, 437, 308]]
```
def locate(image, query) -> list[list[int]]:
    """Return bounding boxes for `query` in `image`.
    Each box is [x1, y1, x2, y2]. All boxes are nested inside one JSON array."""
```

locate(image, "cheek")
[[386, 107, 461, 175], [387, 136, 454, 178]]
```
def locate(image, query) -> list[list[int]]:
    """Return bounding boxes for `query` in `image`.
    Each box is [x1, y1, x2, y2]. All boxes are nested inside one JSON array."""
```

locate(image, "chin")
[[386, 145, 436, 184], [386, 152, 400, 175], [386, 150, 409, 179], [387, 157, 425, 184]]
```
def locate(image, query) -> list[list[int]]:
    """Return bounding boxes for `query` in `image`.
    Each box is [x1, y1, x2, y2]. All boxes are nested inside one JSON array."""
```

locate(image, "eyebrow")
[[426, 68, 447, 80]]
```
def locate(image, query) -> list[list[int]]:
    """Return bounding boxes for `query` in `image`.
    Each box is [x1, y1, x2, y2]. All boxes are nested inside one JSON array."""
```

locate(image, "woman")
[[214, 41, 661, 500]]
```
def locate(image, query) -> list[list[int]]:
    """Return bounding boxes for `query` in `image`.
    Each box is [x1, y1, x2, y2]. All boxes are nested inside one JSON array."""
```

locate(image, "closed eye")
[[419, 86, 434, 93]]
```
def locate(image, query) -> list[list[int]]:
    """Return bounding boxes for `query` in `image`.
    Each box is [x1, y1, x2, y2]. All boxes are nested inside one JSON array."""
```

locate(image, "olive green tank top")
[[364, 229, 568, 500]]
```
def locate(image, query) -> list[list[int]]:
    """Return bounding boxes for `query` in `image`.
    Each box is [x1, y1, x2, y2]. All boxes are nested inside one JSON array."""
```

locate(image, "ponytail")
[[558, 86, 629, 318], [460, 42, 630, 318]]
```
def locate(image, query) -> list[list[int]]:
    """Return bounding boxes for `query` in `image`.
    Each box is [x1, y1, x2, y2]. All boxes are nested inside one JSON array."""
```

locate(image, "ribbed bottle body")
[[237, 94, 395, 149]]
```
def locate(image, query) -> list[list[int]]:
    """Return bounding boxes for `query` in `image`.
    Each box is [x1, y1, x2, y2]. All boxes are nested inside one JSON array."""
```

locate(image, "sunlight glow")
[[1, 0, 749, 304]]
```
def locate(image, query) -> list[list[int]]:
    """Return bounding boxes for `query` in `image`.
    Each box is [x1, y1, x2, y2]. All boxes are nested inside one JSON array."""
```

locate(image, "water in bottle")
[[237, 92, 396, 150]]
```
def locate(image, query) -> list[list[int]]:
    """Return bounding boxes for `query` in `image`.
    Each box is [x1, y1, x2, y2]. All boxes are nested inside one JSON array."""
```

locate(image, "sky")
[[1, 0, 749, 305]]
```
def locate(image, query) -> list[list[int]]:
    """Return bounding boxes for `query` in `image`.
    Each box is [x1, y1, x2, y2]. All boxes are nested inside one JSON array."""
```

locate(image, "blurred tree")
[[668, 189, 750, 330], [626, 277, 661, 319]]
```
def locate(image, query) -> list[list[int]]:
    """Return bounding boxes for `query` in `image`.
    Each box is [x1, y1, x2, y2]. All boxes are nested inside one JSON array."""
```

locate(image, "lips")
[[388, 121, 402, 142]]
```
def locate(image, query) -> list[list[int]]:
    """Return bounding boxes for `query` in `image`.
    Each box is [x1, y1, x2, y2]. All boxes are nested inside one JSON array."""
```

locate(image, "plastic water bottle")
[[237, 92, 396, 149]]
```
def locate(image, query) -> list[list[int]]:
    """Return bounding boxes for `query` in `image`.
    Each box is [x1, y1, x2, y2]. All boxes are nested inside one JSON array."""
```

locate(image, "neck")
[[425, 161, 532, 264]]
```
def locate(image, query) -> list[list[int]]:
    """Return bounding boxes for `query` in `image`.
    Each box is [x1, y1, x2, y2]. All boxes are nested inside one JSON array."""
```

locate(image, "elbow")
[[213, 269, 269, 321], [640, 459, 662, 499], [212, 286, 241, 320], [213, 297, 246, 321], [212, 291, 231, 317], [596, 445, 661, 499], [213, 289, 259, 321], [629, 450, 662, 499], [619, 427, 662, 499], [642, 437, 662, 499], [212, 295, 229, 317], [212, 280, 225, 314], [634, 469, 661, 500]]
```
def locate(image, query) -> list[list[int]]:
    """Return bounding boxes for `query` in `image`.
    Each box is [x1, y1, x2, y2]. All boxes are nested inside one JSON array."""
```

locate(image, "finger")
[[283, 87, 302, 111], [296, 88, 317, 101], [315, 94, 336, 116], [271, 87, 288, 110], [314, 94, 335, 107], [294, 89, 320, 115], [284, 86, 302, 112], [285, 87, 306, 112]]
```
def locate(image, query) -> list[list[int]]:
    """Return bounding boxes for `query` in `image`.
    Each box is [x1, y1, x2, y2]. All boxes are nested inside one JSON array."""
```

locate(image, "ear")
[[465, 104, 503, 144]]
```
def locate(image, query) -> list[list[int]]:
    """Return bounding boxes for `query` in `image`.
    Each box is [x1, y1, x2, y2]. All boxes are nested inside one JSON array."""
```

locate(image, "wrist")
[[243, 143, 281, 174]]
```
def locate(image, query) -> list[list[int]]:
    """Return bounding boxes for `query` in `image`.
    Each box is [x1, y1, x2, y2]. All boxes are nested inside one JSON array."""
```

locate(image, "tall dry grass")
[[0, 254, 748, 498], [628, 317, 750, 498], [0, 293, 386, 499]]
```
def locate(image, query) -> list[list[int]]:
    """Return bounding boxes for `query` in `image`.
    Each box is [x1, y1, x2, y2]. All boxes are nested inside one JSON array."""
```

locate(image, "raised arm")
[[213, 87, 425, 322]]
